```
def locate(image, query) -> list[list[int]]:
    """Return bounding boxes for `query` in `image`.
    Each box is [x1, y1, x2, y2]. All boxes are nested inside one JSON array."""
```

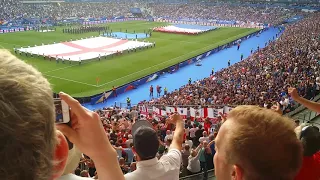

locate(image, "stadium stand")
[[0, 1, 308, 26], [77, 13, 320, 180], [140, 13, 320, 115], [149, 3, 304, 25]]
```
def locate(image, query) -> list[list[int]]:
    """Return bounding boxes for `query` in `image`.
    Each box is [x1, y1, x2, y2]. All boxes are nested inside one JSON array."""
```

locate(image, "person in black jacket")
[[194, 124, 204, 147]]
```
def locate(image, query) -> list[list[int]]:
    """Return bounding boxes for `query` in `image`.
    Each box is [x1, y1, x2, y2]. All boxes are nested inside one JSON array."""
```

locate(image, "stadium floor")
[[84, 27, 280, 110]]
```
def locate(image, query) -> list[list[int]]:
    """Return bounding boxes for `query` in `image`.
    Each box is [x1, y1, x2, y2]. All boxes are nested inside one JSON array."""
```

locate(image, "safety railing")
[[289, 94, 320, 123], [179, 169, 215, 180], [294, 110, 319, 123]]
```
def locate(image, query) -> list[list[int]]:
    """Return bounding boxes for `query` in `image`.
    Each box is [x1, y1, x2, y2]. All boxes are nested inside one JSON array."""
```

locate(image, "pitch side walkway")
[[84, 27, 280, 110]]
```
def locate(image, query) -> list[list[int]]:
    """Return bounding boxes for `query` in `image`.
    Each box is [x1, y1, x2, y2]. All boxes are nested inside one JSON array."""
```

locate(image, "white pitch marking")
[[44, 74, 98, 87]]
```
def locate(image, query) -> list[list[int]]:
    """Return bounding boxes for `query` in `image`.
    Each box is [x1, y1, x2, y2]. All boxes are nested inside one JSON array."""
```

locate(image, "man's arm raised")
[[57, 92, 124, 180], [168, 114, 185, 151], [288, 87, 320, 113]]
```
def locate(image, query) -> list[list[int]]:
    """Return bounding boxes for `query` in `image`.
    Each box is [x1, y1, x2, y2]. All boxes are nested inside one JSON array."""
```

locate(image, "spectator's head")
[[184, 144, 190, 152], [203, 131, 208, 137], [166, 130, 171, 135], [0, 50, 69, 180], [191, 149, 197, 157], [128, 134, 133, 139], [130, 162, 137, 172], [214, 105, 302, 180], [80, 170, 89, 177], [209, 134, 215, 141], [119, 157, 125, 165], [131, 120, 159, 161], [299, 126, 320, 156]]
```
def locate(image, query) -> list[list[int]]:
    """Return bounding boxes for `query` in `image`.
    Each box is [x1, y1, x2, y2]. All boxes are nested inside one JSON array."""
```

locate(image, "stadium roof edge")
[[21, 0, 65, 3]]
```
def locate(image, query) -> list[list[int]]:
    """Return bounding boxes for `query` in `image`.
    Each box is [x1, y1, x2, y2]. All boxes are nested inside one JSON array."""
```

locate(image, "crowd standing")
[[0, 1, 136, 21], [58, 11, 320, 176], [150, 3, 304, 25], [2, 50, 315, 180], [141, 13, 320, 115]]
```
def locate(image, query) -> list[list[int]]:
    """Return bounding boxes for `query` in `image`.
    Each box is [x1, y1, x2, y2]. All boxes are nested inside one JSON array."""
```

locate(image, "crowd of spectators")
[[72, 11, 320, 173], [141, 13, 320, 114], [150, 3, 304, 25], [0, 0, 305, 25], [0, 1, 136, 21], [0, 0, 22, 21]]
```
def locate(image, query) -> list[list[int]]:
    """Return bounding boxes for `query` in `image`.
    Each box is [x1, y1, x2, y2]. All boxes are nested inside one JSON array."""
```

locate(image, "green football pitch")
[[0, 21, 257, 97]]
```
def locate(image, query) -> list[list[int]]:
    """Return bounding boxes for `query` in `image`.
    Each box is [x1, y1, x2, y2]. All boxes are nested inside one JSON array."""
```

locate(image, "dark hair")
[[301, 126, 320, 156], [186, 136, 191, 140], [134, 129, 159, 161]]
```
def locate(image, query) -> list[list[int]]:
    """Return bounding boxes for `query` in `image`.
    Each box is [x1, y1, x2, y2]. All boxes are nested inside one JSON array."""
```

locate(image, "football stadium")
[[1, 0, 320, 180]]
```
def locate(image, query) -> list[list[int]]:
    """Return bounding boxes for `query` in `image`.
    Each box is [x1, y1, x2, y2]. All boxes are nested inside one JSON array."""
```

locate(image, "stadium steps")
[[290, 94, 320, 126], [310, 115, 320, 129]]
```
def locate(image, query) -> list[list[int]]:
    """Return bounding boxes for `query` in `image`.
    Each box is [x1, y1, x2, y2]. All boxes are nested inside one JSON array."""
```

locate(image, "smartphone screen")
[[55, 100, 63, 123], [54, 98, 73, 149], [54, 99, 70, 124]]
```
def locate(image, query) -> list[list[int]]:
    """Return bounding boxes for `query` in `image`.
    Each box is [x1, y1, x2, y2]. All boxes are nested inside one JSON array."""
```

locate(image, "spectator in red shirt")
[[295, 125, 320, 180], [289, 87, 320, 180], [204, 118, 212, 134]]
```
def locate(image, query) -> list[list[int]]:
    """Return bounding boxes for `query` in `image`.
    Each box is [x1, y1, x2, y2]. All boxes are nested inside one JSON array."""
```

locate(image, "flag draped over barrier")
[[139, 105, 233, 120]]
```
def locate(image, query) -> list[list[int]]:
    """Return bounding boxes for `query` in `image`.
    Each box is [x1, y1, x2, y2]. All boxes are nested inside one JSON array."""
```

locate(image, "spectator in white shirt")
[[199, 131, 209, 144], [280, 96, 290, 110], [189, 124, 198, 141], [181, 144, 191, 176], [187, 144, 203, 175], [164, 130, 173, 142], [124, 114, 184, 180], [185, 136, 193, 149]]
